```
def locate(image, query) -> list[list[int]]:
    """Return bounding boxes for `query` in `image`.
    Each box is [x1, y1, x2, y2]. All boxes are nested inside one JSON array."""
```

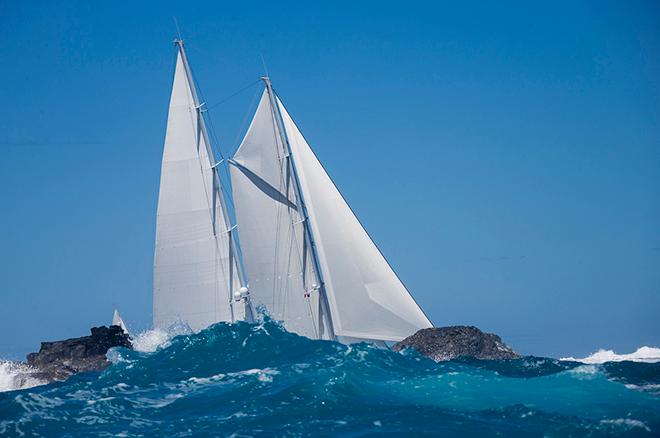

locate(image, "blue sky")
[[0, 1, 658, 359]]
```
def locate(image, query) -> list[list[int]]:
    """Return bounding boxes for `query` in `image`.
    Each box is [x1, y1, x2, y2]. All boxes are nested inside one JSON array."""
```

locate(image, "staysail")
[[231, 81, 432, 342], [153, 41, 246, 331]]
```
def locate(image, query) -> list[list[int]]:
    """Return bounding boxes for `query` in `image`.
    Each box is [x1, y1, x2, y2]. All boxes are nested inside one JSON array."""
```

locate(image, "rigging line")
[[270, 108, 287, 312], [216, 83, 262, 222], [278, 144, 314, 301], [231, 83, 263, 152], [173, 16, 183, 41], [288, 205, 317, 336], [178, 42, 250, 298], [201, 101, 237, 209], [280, 154, 310, 297], [207, 80, 261, 110], [269, 96, 316, 336], [281, 172, 305, 308], [267, 86, 335, 340], [203, 105, 226, 161], [271, 192, 283, 310], [305, 294, 319, 339], [183, 47, 227, 162], [287, 187, 318, 335], [259, 53, 270, 78], [193, 113, 231, 322]]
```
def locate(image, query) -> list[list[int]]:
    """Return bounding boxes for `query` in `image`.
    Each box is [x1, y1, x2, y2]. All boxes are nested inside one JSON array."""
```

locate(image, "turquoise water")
[[1, 319, 659, 436]]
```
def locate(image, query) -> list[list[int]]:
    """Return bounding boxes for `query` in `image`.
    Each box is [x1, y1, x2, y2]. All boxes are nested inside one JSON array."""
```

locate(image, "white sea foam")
[[131, 328, 172, 353], [600, 418, 651, 433], [567, 365, 599, 378], [186, 368, 279, 387], [561, 346, 660, 364], [0, 361, 46, 393], [130, 321, 195, 353], [625, 383, 660, 396]]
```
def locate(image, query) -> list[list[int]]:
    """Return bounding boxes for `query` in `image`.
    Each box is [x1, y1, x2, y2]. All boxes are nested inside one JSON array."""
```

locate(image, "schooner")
[[153, 40, 432, 343]]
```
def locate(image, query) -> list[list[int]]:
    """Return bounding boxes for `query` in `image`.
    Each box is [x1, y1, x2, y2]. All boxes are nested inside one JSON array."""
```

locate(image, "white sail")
[[230, 85, 431, 342], [230, 91, 325, 339], [153, 47, 241, 331], [276, 97, 432, 342], [112, 309, 129, 335]]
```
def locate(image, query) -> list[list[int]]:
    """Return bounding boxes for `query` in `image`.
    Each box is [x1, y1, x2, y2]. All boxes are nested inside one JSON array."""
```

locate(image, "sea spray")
[[0, 361, 45, 393], [0, 319, 659, 436]]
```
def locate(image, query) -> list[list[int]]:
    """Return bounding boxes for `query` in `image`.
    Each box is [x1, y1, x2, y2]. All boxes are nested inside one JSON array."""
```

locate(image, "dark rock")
[[25, 325, 131, 382], [393, 326, 520, 361]]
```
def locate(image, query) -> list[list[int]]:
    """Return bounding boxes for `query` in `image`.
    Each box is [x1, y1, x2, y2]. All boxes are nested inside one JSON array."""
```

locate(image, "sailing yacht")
[[153, 40, 432, 343], [112, 309, 129, 335]]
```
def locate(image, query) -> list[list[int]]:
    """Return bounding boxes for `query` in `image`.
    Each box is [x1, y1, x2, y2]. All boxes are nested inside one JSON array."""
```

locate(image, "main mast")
[[174, 39, 253, 322], [261, 77, 336, 340]]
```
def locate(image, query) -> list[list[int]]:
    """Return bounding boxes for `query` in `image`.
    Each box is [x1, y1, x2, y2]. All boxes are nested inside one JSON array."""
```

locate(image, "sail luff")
[[263, 78, 336, 340]]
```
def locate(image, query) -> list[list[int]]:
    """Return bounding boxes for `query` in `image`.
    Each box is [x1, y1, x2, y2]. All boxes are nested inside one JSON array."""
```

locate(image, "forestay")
[[153, 48, 242, 331]]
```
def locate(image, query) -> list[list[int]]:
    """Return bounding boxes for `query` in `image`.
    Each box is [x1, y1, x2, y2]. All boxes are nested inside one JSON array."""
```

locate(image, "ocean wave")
[[561, 346, 660, 364], [0, 320, 659, 435]]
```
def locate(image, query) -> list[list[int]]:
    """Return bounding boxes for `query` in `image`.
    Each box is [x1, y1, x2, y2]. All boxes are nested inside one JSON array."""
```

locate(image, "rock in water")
[[393, 326, 520, 361], [26, 326, 131, 382]]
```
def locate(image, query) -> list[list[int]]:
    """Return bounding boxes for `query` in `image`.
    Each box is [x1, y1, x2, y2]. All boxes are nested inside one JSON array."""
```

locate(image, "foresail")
[[230, 91, 325, 339], [153, 50, 241, 332], [276, 97, 433, 342]]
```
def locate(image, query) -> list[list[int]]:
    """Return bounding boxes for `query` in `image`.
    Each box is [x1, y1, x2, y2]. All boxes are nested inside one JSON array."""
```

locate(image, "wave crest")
[[561, 346, 660, 364]]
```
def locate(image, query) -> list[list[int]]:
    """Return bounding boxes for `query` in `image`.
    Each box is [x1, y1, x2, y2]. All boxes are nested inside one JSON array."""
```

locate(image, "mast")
[[174, 39, 253, 321], [261, 77, 336, 340]]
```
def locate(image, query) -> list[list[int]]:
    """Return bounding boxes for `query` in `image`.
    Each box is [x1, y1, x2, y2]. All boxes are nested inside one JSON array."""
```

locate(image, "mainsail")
[[230, 80, 432, 342], [153, 41, 247, 331]]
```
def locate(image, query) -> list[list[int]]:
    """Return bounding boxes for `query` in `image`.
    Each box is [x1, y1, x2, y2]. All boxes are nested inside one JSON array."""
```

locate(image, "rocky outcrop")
[[25, 325, 131, 382], [393, 326, 520, 361]]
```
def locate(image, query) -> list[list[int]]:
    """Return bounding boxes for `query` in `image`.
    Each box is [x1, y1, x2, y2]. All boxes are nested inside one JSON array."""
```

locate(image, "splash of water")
[[0, 361, 45, 393]]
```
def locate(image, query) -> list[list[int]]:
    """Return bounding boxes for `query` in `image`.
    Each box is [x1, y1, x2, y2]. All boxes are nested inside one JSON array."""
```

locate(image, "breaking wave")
[[1, 320, 659, 436], [561, 346, 660, 364]]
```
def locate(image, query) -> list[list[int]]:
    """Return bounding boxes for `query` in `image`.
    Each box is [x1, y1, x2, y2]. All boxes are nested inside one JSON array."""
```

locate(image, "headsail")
[[153, 41, 245, 331], [230, 82, 432, 342]]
